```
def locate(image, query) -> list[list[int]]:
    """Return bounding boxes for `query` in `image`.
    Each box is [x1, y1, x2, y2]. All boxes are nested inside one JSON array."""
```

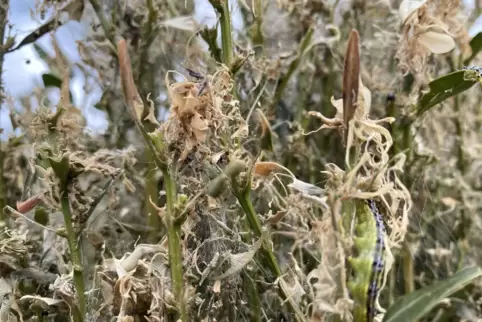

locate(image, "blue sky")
[[1, 0, 480, 140]]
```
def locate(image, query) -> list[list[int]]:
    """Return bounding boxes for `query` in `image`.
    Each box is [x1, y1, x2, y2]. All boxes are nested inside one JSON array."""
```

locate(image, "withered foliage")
[[1, 0, 482, 322]]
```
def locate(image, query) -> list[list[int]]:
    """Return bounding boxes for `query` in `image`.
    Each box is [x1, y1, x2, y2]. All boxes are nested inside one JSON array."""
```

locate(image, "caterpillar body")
[[347, 199, 386, 322]]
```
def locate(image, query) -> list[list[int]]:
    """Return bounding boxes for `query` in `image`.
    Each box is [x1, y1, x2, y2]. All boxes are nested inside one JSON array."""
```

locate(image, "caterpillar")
[[347, 199, 386, 322]]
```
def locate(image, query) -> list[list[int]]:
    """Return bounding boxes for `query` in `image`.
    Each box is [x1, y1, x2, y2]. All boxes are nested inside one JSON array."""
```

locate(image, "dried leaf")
[[19, 295, 64, 306], [254, 161, 283, 177], [399, 0, 426, 22], [190, 113, 208, 142], [212, 238, 263, 280], [16, 195, 42, 214], [161, 16, 198, 32], [417, 31, 455, 54], [118, 39, 143, 120], [342, 29, 360, 144]]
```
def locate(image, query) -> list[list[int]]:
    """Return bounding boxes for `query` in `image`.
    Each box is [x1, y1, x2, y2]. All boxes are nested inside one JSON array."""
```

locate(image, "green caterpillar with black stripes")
[[347, 199, 386, 322]]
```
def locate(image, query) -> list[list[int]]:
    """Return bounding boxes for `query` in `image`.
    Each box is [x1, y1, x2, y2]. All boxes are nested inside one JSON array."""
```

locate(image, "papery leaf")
[[16, 195, 42, 214], [382, 266, 482, 322], [257, 109, 274, 151], [117, 39, 141, 119], [161, 16, 198, 32], [418, 31, 455, 54]]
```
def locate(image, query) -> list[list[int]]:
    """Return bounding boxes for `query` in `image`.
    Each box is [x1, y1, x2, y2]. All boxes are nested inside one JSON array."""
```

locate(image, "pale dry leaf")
[[161, 16, 198, 32], [212, 239, 263, 280], [417, 31, 456, 54], [19, 295, 64, 306], [399, 0, 427, 22]]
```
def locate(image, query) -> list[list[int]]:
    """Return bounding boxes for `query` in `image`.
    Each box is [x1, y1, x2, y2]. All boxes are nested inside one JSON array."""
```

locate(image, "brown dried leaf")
[[190, 112, 208, 142], [16, 195, 42, 214], [254, 161, 283, 177], [256, 108, 271, 138], [118, 39, 143, 120], [266, 210, 288, 225], [342, 29, 360, 144]]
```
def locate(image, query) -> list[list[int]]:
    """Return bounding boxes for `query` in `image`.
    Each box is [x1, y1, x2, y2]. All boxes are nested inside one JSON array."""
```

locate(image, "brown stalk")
[[342, 29, 360, 145], [117, 39, 141, 119]]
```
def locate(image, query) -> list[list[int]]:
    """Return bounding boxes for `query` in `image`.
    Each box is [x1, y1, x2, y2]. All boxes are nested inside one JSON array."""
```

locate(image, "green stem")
[[210, 0, 233, 66], [388, 262, 395, 306], [242, 271, 261, 322], [136, 0, 158, 90], [145, 149, 161, 242], [233, 186, 304, 321], [272, 28, 314, 108], [88, 0, 117, 52], [163, 168, 187, 321], [235, 189, 281, 277], [454, 95, 465, 174], [402, 241, 414, 295], [220, 2, 233, 66], [250, 0, 264, 50], [60, 191, 86, 320]]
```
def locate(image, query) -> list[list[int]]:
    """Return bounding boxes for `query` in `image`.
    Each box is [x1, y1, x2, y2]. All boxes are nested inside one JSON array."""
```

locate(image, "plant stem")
[[402, 241, 414, 294], [210, 0, 233, 66], [272, 28, 314, 108], [242, 271, 261, 322], [0, 149, 5, 225], [454, 95, 465, 174], [60, 191, 86, 320], [145, 149, 161, 242], [233, 186, 304, 321], [163, 168, 187, 321], [388, 262, 395, 305], [220, 2, 233, 66], [88, 0, 116, 52], [136, 0, 158, 91], [248, 0, 264, 52], [0, 0, 9, 225]]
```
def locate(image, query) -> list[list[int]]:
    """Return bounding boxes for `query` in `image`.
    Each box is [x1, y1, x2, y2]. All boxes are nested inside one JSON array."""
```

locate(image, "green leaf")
[[42, 73, 74, 103], [464, 32, 482, 65], [33, 43, 51, 61], [382, 266, 482, 322], [42, 73, 62, 88], [199, 26, 222, 63], [34, 207, 49, 226], [49, 153, 71, 188], [417, 70, 477, 115]]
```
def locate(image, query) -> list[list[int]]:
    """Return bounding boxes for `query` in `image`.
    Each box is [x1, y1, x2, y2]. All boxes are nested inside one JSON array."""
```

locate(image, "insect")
[[347, 199, 386, 322], [366, 199, 386, 321], [462, 65, 482, 84], [184, 67, 209, 96], [463, 65, 482, 75]]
